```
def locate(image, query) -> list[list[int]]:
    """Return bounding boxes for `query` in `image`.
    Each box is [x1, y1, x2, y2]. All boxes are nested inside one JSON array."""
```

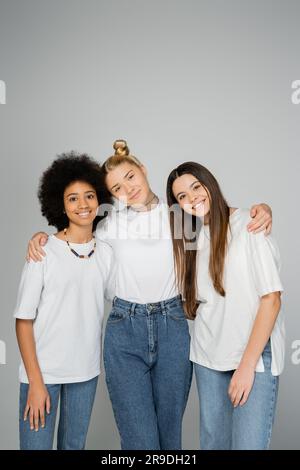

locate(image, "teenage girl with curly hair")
[[15, 153, 114, 450]]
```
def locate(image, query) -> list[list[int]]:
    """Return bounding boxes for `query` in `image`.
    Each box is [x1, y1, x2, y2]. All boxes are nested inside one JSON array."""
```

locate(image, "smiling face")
[[63, 180, 99, 228], [172, 173, 211, 218], [105, 161, 152, 208]]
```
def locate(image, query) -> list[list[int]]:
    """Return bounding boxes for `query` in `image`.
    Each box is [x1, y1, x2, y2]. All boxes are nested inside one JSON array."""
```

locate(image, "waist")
[[112, 295, 182, 314]]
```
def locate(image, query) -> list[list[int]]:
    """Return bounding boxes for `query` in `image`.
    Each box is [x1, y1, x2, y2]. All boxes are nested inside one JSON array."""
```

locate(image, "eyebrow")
[[65, 190, 96, 197], [110, 170, 133, 190], [176, 180, 200, 198]]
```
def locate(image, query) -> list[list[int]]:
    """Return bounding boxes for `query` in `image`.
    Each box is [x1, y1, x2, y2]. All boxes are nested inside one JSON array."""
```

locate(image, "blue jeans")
[[19, 376, 98, 450], [103, 295, 193, 450], [194, 340, 279, 450]]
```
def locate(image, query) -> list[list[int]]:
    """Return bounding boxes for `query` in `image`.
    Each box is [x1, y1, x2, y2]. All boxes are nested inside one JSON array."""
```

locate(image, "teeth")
[[193, 201, 205, 210], [77, 212, 90, 216]]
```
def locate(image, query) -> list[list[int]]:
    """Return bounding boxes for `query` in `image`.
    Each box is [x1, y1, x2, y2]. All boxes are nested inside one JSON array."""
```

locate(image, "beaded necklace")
[[63, 228, 96, 259]]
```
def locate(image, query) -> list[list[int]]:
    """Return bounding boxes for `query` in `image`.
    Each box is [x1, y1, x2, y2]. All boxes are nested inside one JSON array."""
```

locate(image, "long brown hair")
[[166, 162, 230, 319]]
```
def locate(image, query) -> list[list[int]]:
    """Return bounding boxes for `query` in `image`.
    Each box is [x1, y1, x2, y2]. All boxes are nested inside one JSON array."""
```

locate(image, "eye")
[[69, 196, 77, 202], [193, 183, 202, 191], [128, 173, 134, 180], [114, 187, 120, 193], [179, 194, 186, 201], [87, 194, 95, 199]]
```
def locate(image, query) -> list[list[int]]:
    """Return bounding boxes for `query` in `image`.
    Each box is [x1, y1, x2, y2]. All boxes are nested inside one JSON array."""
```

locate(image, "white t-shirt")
[[96, 201, 178, 303], [190, 208, 285, 376], [14, 235, 114, 384]]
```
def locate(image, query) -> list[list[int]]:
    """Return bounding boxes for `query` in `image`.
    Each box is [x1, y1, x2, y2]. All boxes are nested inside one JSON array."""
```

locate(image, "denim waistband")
[[112, 295, 182, 315]]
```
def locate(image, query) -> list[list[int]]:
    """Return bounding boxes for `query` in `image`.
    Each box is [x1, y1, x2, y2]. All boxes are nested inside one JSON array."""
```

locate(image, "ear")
[[140, 165, 147, 177]]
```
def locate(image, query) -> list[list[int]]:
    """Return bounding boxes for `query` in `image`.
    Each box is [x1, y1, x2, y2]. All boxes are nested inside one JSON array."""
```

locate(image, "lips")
[[130, 190, 141, 200], [192, 199, 206, 210], [76, 210, 92, 218]]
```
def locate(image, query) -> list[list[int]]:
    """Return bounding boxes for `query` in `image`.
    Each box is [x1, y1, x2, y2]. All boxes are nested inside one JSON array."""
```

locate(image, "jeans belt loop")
[[161, 300, 167, 316], [130, 303, 136, 317]]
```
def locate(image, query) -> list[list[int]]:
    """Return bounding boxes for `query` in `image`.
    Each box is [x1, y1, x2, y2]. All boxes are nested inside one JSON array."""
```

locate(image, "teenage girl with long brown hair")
[[167, 162, 284, 450]]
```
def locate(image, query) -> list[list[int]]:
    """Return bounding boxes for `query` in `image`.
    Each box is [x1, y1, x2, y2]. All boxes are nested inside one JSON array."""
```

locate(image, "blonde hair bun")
[[104, 139, 142, 172], [113, 139, 130, 157]]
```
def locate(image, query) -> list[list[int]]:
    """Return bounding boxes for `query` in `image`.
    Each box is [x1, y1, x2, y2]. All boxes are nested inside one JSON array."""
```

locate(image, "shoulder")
[[231, 207, 252, 224], [95, 240, 114, 270], [237, 210, 281, 260], [25, 236, 57, 269], [229, 208, 252, 237], [97, 240, 113, 259], [43, 235, 64, 256], [95, 207, 127, 240]]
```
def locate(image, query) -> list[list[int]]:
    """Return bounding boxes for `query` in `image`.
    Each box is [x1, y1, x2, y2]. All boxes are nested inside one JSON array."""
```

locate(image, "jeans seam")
[[103, 353, 124, 449], [266, 376, 277, 449], [183, 361, 193, 413], [62, 385, 68, 449]]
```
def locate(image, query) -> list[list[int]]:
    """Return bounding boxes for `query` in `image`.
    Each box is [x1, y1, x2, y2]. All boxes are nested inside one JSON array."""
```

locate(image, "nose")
[[125, 183, 136, 196], [191, 193, 199, 204], [78, 197, 89, 208]]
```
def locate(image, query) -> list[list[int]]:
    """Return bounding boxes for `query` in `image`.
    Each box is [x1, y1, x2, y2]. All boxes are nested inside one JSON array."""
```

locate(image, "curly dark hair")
[[38, 151, 112, 231]]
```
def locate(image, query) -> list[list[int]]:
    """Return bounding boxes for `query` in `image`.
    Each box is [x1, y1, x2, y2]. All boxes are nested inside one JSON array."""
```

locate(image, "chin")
[[131, 196, 147, 206], [75, 218, 94, 226]]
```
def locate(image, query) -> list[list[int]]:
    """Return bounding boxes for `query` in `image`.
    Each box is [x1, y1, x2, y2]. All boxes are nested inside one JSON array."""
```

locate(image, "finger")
[[28, 241, 40, 262], [239, 389, 250, 406], [46, 395, 51, 415], [34, 410, 39, 432], [40, 236, 48, 247], [229, 388, 236, 403], [29, 409, 34, 430], [233, 389, 244, 407], [40, 409, 45, 429], [228, 384, 236, 402], [34, 243, 46, 257], [30, 245, 43, 262], [23, 404, 30, 421], [32, 241, 45, 259], [265, 222, 272, 236], [250, 206, 257, 218], [253, 222, 268, 234], [247, 214, 266, 232], [229, 385, 239, 405]]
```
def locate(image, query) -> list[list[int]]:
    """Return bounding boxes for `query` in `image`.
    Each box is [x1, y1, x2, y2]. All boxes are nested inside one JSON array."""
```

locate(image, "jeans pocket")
[[107, 307, 127, 324], [167, 306, 187, 322]]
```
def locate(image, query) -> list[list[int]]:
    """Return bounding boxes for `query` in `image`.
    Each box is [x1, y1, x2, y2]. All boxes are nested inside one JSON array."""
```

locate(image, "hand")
[[228, 364, 255, 407], [247, 203, 272, 235], [26, 232, 49, 262], [24, 382, 51, 431]]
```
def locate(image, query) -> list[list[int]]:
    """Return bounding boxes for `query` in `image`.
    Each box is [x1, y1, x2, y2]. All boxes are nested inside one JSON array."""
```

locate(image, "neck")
[[65, 223, 94, 243], [131, 191, 159, 212], [204, 214, 210, 225]]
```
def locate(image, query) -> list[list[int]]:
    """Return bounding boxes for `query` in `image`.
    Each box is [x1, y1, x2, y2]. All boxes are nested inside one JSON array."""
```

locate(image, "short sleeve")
[[101, 243, 116, 301], [14, 260, 45, 319], [247, 231, 283, 297], [95, 214, 112, 244]]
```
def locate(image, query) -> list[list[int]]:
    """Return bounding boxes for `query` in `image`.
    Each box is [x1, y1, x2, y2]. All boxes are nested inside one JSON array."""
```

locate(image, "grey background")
[[0, 0, 299, 449]]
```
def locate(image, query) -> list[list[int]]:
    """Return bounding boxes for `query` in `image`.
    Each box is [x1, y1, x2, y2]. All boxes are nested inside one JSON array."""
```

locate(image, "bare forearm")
[[16, 320, 44, 385], [239, 293, 281, 369]]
